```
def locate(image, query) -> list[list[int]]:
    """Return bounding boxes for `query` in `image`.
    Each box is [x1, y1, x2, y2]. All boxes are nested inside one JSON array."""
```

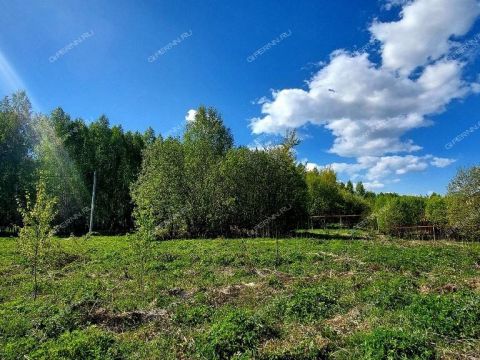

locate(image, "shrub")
[[17, 176, 58, 300], [446, 166, 480, 240], [358, 328, 436, 360], [376, 196, 425, 234], [199, 309, 277, 359]]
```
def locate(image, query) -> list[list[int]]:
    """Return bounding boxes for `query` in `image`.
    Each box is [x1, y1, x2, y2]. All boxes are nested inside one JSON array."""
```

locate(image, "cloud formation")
[[185, 109, 197, 122], [251, 0, 480, 187], [371, 0, 480, 75]]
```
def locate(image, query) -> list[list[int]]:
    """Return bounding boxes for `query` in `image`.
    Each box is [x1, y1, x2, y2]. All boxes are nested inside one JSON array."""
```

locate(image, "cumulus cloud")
[[251, 0, 479, 185], [251, 53, 471, 157], [371, 0, 480, 75], [185, 109, 197, 122]]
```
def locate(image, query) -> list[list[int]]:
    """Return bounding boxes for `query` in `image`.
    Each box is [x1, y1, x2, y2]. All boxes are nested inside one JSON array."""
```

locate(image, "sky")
[[1, 0, 479, 195]]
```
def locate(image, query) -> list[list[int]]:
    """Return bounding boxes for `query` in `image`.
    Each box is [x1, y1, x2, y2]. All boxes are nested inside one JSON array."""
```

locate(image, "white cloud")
[[364, 180, 385, 190], [251, 52, 470, 157], [430, 157, 456, 168], [251, 0, 479, 186], [328, 154, 456, 181], [185, 109, 197, 122], [371, 0, 480, 75]]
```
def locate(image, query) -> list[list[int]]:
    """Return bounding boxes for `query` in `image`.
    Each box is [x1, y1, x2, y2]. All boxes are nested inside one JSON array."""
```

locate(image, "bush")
[[376, 196, 425, 234], [198, 309, 277, 359], [446, 166, 480, 240], [358, 328, 436, 360]]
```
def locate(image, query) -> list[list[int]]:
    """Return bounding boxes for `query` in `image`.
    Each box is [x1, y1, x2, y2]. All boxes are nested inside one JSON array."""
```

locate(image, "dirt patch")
[[325, 307, 364, 335], [51, 251, 86, 269], [420, 283, 458, 294], [436, 283, 458, 294], [210, 282, 260, 306], [259, 324, 330, 358], [167, 287, 188, 298], [88, 308, 168, 332], [466, 277, 480, 290]]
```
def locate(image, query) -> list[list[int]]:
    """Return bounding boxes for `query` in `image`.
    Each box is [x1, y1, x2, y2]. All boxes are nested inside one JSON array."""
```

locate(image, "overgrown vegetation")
[[1, 235, 479, 359]]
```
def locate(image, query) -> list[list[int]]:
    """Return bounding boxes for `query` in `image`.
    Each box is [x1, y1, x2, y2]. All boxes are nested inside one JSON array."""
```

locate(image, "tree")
[[35, 114, 89, 229], [131, 207, 156, 300], [376, 196, 425, 235], [346, 180, 354, 194], [425, 195, 448, 227], [219, 146, 308, 236], [17, 176, 57, 300], [46, 110, 147, 234], [446, 166, 480, 239], [355, 182, 366, 197], [0, 92, 36, 230], [132, 107, 308, 238], [131, 137, 187, 238], [183, 106, 233, 236], [306, 168, 343, 215]]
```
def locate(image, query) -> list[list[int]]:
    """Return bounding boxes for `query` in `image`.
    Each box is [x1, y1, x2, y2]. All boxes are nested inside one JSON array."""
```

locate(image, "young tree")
[[17, 177, 58, 300], [131, 208, 156, 300]]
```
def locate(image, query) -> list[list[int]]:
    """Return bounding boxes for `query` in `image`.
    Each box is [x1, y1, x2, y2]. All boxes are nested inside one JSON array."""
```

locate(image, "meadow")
[[1, 233, 480, 359]]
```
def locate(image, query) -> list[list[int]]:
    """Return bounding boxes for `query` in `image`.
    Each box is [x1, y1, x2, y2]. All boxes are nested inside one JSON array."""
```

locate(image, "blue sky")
[[1, 0, 479, 194]]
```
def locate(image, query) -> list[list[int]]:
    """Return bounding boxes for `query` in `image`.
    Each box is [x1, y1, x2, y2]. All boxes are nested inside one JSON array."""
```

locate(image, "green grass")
[[1, 234, 480, 359]]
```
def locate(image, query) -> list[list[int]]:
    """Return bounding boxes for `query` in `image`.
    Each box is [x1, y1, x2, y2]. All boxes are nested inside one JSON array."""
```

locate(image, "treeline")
[[370, 166, 480, 240], [1, 91, 479, 239], [1, 92, 371, 237], [1, 92, 152, 234]]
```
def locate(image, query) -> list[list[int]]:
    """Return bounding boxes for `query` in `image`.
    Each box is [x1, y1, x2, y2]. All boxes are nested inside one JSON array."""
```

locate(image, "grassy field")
[[1, 233, 480, 359]]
